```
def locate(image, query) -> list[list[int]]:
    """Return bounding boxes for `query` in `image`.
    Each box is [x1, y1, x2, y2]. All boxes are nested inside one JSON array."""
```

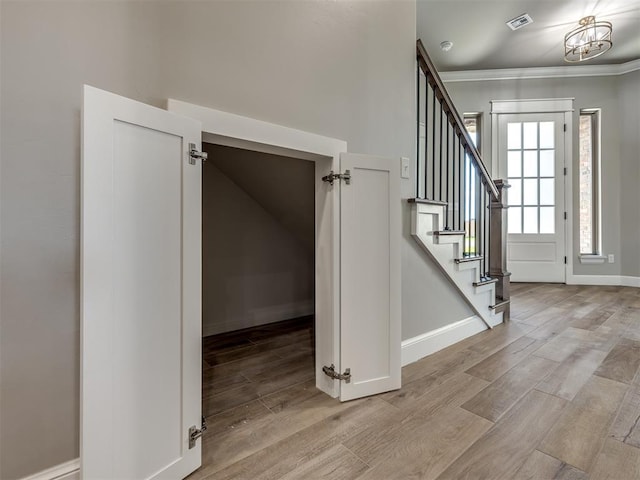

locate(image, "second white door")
[[338, 153, 401, 401]]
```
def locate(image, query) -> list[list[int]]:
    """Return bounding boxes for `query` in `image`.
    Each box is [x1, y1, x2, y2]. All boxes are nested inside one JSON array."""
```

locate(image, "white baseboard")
[[19, 459, 79, 480], [567, 274, 640, 287], [622, 276, 640, 287], [401, 315, 488, 366]]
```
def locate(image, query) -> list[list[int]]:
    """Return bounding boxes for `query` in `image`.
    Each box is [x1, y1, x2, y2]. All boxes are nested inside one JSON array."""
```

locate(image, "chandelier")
[[564, 16, 612, 62]]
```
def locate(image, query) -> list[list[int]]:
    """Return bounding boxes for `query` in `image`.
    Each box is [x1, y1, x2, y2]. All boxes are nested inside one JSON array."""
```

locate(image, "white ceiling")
[[417, 0, 640, 71]]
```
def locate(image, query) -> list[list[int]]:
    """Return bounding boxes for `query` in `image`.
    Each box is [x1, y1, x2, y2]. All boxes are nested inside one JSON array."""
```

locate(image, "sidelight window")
[[579, 109, 601, 255]]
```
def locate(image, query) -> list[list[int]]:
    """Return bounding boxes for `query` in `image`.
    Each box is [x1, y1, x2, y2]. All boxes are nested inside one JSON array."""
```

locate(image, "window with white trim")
[[463, 113, 481, 255], [579, 109, 601, 255]]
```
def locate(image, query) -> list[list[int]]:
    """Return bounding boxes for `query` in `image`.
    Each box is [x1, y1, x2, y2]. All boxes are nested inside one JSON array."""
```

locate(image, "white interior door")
[[339, 153, 401, 401], [498, 113, 566, 282], [82, 85, 202, 479]]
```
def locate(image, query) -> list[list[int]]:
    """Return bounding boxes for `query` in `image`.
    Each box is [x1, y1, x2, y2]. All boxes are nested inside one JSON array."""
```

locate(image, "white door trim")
[[491, 98, 574, 283], [167, 99, 347, 398], [490, 98, 575, 115]]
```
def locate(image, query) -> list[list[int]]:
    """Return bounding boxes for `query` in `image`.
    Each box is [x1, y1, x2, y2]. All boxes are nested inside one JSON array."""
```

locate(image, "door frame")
[[168, 99, 346, 398], [490, 98, 574, 283]]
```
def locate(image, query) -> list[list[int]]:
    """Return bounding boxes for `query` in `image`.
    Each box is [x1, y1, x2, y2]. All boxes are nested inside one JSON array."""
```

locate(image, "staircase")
[[411, 40, 510, 328]]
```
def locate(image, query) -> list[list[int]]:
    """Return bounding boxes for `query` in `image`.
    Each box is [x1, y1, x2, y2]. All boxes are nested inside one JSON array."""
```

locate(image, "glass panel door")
[[507, 121, 556, 235], [498, 112, 566, 283]]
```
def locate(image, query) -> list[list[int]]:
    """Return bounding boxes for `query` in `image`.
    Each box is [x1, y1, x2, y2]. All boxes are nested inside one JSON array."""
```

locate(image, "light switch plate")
[[401, 157, 410, 179]]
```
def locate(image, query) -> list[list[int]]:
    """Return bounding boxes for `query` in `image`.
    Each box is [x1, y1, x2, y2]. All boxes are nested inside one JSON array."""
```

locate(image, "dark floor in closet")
[[201, 315, 315, 418]]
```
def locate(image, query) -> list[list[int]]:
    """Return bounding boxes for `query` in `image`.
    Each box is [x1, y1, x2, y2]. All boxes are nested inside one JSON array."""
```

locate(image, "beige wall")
[[202, 145, 314, 336], [1, 2, 164, 478], [1, 1, 475, 477], [445, 74, 639, 278]]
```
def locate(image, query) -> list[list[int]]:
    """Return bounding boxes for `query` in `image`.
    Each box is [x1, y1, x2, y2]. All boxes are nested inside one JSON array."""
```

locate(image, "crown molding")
[[440, 58, 640, 83], [618, 59, 640, 75]]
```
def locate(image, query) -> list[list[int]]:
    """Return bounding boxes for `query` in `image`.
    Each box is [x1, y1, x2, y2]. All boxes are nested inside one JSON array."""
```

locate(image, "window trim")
[[462, 113, 482, 256], [578, 108, 602, 256], [463, 112, 482, 153]]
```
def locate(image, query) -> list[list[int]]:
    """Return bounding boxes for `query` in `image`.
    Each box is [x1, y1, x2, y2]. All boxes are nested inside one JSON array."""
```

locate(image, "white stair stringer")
[[410, 202, 504, 329]]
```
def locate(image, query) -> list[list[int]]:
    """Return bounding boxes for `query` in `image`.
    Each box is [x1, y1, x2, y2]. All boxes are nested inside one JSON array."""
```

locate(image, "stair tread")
[[490, 299, 511, 311], [455, 255, 483, 264], [434, 230, 465, 236], [408, 198, 448, 206], [473, 277, 499, 287]]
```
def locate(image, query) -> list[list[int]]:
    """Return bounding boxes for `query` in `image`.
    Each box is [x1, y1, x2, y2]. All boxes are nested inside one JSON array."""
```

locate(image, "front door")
[[81, 86, 202, 479], [498, 113, 566, 282]]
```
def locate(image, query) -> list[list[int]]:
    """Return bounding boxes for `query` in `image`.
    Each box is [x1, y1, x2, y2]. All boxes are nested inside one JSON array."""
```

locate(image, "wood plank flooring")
[[188, 284, 640, 479]]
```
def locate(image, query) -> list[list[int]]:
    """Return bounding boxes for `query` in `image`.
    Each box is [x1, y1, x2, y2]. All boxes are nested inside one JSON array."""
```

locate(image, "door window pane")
[[508, 123, 521, 149], [523, 151, 538, 177], [540, 178, 555, 205], [508, 151, 522, 177], [540, 150, 555, 177], [508, 179, 522, 205], [523, 207, 538, 233], [523, 179, 538, 205], [540, 122, 554, 148], [508, 207, 522, 234], [523, 122, 538, 149], [540, 207, 555, 233], [504, 117, 560, 239]]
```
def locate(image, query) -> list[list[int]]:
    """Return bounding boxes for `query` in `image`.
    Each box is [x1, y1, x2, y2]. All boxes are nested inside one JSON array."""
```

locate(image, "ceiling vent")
[[506, 13, 533, 31]]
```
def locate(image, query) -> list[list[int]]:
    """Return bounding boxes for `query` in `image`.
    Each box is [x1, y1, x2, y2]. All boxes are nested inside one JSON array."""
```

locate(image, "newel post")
[[489, 180, 511, 321]]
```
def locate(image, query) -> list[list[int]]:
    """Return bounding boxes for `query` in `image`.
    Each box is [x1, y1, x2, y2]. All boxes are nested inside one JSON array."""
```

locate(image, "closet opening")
[[199, 143, 316, 468]]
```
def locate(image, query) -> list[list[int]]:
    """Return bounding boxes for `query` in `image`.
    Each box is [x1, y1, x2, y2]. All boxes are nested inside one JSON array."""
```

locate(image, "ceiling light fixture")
[[564, 15, 612, 62]]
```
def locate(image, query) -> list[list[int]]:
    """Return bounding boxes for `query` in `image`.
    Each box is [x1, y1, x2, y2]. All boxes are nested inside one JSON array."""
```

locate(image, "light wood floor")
[[189, 284, 640, 479]]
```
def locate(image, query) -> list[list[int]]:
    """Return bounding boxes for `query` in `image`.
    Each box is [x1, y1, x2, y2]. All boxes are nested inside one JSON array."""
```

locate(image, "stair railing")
[[414, 39, 510, 318]]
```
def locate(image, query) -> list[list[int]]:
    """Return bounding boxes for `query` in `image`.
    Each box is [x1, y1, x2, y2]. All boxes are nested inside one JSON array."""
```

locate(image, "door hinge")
[[188, 416, 207, 449], [322, 170, 351, 186], [322, 364, 351, 383], [563, 123, 567, 132], [564, 256, 567, 264], [564, 167, 567, 175], [188, 143, 208, 165], [564, 211, 567, 220]]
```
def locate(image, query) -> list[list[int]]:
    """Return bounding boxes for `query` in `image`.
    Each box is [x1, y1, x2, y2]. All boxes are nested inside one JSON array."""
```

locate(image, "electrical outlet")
[[608, 254, 615, 263]]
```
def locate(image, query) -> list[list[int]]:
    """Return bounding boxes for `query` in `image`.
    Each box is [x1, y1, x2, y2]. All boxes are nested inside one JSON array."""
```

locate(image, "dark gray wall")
[[202, 145, 314, 336]]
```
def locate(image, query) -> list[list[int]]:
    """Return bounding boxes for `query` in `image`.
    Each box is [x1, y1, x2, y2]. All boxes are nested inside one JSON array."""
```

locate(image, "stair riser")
[[456, 260, 481, 272]]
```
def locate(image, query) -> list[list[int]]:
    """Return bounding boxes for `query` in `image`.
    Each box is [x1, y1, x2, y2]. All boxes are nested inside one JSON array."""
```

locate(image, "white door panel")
[[113, 121, 183, 478], [509, 241, 557, 261], [339, 153, 401, 401], [82, 86, 202, 479], [498, 113, 566, 283]]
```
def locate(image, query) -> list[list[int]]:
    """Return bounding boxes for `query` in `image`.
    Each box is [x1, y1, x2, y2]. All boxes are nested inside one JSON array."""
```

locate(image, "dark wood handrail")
[[416, 39, 499, 200]]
